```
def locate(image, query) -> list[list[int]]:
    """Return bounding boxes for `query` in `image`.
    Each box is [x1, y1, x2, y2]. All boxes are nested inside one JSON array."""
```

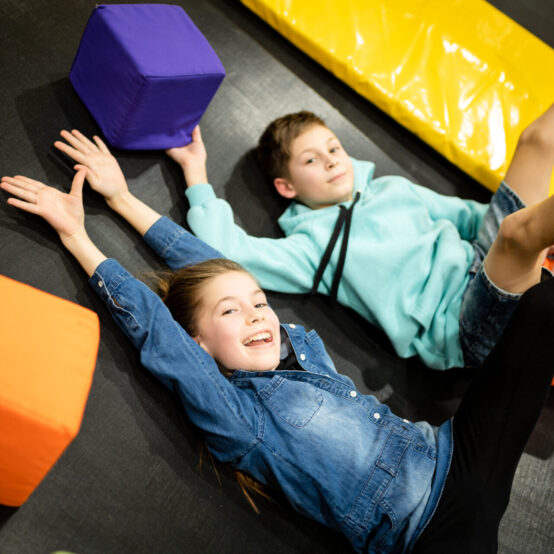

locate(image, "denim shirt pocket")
[[259, 375, 323, 428]]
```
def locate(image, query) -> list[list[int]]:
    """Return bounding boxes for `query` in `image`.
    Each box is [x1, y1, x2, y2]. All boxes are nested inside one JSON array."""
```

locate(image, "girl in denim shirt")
[[2, 131, 552, 554]]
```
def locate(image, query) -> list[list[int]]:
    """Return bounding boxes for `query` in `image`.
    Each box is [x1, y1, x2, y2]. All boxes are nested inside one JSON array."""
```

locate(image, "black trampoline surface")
[[0, 1, 552, 553]]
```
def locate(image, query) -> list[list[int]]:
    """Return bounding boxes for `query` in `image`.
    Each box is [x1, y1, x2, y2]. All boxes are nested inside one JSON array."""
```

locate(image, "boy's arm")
[[185, 184, 318, 293], [166, 128, 319, 292], [166, 125, 208, 187], [409, 180, 488, 241]]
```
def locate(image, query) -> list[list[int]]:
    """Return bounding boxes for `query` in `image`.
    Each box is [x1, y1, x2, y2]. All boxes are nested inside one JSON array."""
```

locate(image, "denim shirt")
[[89, 217, 453, 553]]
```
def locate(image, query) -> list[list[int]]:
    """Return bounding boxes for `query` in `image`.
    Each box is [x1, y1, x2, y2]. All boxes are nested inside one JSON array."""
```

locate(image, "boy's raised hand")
[[54, 130, 128, 202], [1, 171, 86, 241], [166, 125, 208, 187]]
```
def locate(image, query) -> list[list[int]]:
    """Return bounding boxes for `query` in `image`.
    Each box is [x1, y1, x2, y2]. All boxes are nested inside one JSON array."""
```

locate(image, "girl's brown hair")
[[157, 258, 271, 512], [256, 111, 326, 182], [157, 257, 248, 337]]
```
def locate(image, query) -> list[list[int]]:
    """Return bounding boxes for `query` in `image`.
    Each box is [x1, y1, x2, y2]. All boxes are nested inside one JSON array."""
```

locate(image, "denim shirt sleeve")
[[89, 258, 259, 462], [143, 216, 223, 270]]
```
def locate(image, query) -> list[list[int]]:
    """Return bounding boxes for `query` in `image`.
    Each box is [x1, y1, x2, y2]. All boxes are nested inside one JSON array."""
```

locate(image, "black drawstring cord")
[[310, 190, 361, 302]]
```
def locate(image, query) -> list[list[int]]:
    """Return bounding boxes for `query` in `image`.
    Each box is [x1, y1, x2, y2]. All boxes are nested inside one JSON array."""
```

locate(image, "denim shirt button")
[[98, 280, 104, 288], [349, 390, 357, 398], [289, 324, 296, 329], [373, 413, 381, 420], [299, 353, 306, 361], [403, 419, 410, 423]]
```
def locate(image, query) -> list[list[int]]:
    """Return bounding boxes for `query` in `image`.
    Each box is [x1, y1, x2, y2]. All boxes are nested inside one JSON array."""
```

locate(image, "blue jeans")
[[459, 182, 525, 367]]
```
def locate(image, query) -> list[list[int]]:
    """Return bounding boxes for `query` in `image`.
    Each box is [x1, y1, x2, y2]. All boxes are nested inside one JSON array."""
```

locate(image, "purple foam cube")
[[69, 4, 225, 150]]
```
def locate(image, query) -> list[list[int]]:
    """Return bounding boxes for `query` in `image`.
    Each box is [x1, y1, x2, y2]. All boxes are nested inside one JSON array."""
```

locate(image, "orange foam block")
[[0, 275, 100, 506]]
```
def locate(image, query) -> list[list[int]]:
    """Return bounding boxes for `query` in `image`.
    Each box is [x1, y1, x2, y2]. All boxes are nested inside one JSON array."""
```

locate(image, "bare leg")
[[483, 105, 554, 293], [503, 103, 554, 206]]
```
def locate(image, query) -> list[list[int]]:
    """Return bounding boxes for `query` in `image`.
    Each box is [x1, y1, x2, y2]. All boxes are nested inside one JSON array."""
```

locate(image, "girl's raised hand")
[[1, 171, 86, 241], [54, 130, 128, 202]]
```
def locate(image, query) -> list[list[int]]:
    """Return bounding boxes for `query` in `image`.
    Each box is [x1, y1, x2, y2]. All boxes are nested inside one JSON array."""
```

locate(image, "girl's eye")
[[305, 157, 316, 164], [222, 308, 236, 315], [330, 146, 340, 153]]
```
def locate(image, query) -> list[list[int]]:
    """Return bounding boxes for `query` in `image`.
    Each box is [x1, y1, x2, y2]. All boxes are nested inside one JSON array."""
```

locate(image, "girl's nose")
[[247, 312, 264, 324]]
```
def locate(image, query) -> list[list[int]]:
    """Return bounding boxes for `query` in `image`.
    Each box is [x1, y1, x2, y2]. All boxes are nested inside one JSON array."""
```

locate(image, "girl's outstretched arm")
[[0, 170, 106, 276], [54, 130, 161, 236]]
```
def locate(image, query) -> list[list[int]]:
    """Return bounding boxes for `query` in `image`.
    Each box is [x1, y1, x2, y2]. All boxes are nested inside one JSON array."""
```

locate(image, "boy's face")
[[274, 124, 355, 209], [193, 271, 281, 372]]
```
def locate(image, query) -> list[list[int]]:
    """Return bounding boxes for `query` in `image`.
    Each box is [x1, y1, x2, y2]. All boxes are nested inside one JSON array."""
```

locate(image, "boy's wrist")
[[183, 164, 208, 188]]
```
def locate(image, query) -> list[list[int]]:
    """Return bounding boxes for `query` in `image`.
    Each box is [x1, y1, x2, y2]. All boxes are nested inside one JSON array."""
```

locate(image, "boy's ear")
[[273, 177, 298, 200]]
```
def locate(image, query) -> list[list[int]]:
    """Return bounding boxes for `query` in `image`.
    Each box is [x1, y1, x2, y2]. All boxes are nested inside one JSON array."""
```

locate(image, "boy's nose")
[[327, 158, 338, 169]]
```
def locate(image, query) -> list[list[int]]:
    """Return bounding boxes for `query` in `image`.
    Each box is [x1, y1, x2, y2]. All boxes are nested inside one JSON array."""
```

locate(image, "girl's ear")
[[273, 177, 298, 200], [193, 334, 209, 353]]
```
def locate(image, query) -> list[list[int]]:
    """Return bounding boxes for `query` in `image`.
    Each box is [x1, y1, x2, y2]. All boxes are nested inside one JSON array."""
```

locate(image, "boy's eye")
[[255, 302, 267, 309], [330, 146, 340, 153]]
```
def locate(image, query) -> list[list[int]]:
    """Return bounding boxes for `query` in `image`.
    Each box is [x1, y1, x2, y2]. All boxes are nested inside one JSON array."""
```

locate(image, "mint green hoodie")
[[186, 158, 487, 369]]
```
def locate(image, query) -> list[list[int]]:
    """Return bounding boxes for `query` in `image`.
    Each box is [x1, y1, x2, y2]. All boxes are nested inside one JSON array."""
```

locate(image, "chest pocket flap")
[[259, 375, 323, 428]]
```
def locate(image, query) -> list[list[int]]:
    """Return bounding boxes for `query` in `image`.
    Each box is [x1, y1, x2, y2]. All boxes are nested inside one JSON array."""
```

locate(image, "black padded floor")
[[0, 1, 552, 553]]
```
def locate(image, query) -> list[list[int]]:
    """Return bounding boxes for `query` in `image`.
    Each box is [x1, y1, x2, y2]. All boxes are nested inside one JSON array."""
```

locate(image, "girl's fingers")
[[70, 169, 86, 198], [54, 140, 86, 163], [7, 196, 39, 214], [92, 135, 110, 154], [59, 129, 92, 152], [2, 175, 44, 192], [1, 180, 39, 203], [69, 129, 98, 151]]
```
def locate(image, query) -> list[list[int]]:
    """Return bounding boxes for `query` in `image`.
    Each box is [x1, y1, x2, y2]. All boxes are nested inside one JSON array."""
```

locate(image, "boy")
[[167, 107, 554, 370]]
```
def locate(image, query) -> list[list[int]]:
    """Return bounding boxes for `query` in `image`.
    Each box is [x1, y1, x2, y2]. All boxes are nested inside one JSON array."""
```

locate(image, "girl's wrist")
[[106, 189, 134, 213], [60, 227, 107, 277]]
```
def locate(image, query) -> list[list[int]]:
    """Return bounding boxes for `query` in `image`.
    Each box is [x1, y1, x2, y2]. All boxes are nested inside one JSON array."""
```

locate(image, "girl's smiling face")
[[193, 271, 281, 372]]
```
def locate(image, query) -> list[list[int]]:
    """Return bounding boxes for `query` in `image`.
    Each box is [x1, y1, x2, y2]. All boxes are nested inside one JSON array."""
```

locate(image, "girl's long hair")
[[156, 258, 272, 513]]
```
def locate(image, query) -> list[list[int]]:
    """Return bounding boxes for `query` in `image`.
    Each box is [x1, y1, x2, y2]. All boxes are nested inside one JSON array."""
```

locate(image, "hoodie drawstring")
[[310, 190, 361, 302]]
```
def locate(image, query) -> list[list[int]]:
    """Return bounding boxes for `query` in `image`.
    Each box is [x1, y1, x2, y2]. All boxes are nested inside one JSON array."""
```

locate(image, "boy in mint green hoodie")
[[166, 108, 554, 370]]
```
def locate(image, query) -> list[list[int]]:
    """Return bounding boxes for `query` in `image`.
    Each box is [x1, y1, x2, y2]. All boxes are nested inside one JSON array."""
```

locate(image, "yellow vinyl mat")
[[241, 0, 554, 193]]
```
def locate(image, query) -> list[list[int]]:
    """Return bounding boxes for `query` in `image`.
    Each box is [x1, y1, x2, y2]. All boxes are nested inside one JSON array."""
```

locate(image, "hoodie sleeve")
[[186, 184, 318, 293], [409, 181, 489, 241]]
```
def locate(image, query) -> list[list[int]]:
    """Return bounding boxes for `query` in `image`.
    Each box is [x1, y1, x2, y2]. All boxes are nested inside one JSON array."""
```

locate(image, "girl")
[[1, 131, 552, 553]]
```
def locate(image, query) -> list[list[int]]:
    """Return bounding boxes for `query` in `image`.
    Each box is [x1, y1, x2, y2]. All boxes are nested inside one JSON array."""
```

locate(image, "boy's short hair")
[[256, 111, 326, 181]]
